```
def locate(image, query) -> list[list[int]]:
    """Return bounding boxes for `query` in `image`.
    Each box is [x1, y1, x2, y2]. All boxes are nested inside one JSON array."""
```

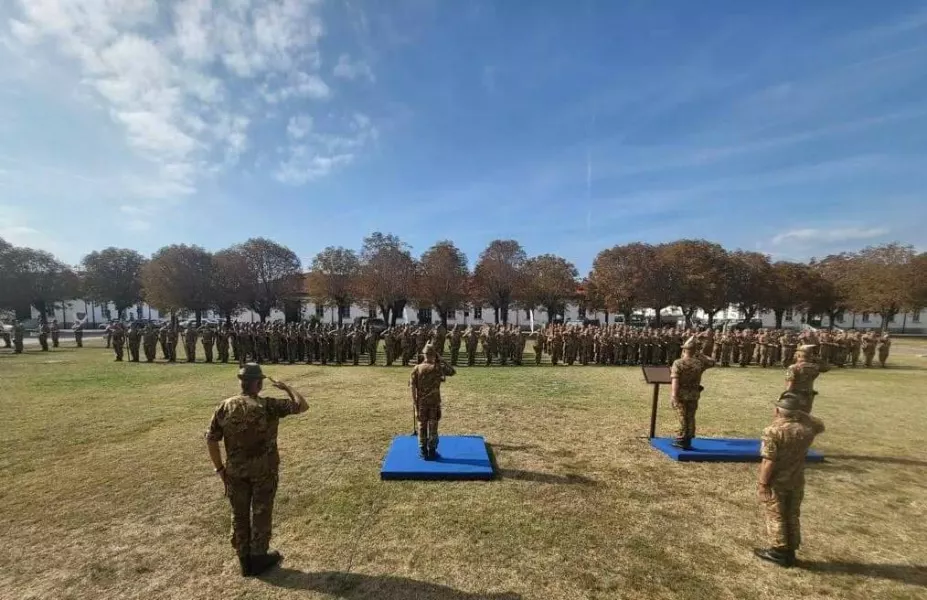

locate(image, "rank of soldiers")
[[2, 319, 895, 370]]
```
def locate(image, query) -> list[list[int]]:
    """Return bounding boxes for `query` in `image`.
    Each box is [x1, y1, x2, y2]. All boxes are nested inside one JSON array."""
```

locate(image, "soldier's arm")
[[268, 380, 308, 415], [669, 365, 680, 402], [205, 405, 226, 471], [808, 415, 825, 435], [699, 354, 716, 368], [442, 362, 457, 377], [757, 428, 778, 497]]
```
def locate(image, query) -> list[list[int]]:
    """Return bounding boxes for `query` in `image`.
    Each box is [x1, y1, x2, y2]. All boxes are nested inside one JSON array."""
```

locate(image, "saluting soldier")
[[201, 324, 216, 363], [205, 364, 308, 577], [877, 333, 892, 368], [38, 321, 50, 351], [112, 322, 126, 361], [184, 323, 198, 363], [50, 319, 60, 347], [73, 320, 84, 348], [784, 345, 829, 413], [12, 321, 25, 354], [127, 323, 142, 362], [755, 391, 825, 568], [143, 324, 158, 362], [669, 336, 716, 449], [410, 343, 456, 460], [449, 326, 462, 366]]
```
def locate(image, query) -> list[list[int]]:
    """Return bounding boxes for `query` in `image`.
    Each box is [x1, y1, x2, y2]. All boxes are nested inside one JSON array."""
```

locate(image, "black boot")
[[419, 445, 428, 459], [251, 550, 282, 576], [238, 555, 253, 577], [671, 439, 692, 450], [753, 547, 794, 568]]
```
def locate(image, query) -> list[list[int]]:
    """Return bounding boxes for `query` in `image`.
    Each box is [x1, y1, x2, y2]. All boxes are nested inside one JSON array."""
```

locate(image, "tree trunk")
[[774, 309, 784, 329], [707, 313, 716, 328], [880, 310, 895, 333], [493, 306, 499, 323], [653, 306, 664, 326], [337, 303, 344, 326], [683, 307, 696, 328], [195, 309, 202, 326], [501, 303, 509, 325], [828, 310, 839, 329]]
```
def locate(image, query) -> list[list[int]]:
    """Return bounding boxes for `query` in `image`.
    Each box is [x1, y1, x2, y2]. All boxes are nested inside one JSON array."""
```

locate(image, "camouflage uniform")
[[143, 325, 158, 362], [670, 338, 716, 448], [38, 322, 50, 351], [127, 324, 141, 362], [201, 325, 216, 363], [449, 327, 462, 366], [50, 320, 60, 347], [205, 365, 306, 571], [12, 322, 25, 353], [757, 394, 825, 566], [366, 329, 379, 365], [112, 324, 126, 361], [184, 325, 198, 363], [410, 344, 456, 458], [877, 335, 891, 367], [73, 322, 84, 348]]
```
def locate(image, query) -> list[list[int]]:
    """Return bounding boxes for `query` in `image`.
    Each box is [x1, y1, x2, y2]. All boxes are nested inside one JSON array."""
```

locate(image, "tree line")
[[1, 234, 925, 330]]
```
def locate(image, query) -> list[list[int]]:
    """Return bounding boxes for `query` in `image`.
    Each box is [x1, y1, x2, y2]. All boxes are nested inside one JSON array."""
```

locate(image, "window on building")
[[889, 314, 896, 323], [338, 305, 351, 319], [315, 304, 324, 318], [784, 309, 793, 322], [473, 307, 482, 320], [445, 309, 455, 320], [418, 308, 432, 323], [368, 307, 377, 319], [836, 311, 845, 324], [463, 310, 470, 318], [862, 312, 870, 323], [525, 309, 532, 319], [912, 312, 921, 323]]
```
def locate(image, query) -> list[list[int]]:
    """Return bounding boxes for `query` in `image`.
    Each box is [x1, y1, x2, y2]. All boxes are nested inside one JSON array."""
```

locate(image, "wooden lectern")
[[641, 365, 672, 439]]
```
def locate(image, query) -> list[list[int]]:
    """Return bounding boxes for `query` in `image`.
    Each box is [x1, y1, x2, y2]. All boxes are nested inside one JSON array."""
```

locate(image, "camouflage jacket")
[[205, 394, 303, 478], [761, 413, 825, 490], [410, 361, 456, 407]]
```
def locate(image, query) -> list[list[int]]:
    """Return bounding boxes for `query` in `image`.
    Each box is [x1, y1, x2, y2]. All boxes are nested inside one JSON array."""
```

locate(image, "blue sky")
[[1, 0, 925, 273]]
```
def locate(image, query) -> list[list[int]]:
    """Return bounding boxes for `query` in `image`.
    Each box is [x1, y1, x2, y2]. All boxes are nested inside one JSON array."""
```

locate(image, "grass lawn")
[[1, 339, 926, 600]]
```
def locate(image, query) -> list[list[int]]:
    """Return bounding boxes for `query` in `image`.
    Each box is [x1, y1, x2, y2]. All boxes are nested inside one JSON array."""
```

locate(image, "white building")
[[756, 308, 927, 333]]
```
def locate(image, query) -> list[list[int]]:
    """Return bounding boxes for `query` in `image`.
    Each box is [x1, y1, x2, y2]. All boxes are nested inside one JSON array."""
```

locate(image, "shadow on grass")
[[799, 561, 927, 587], [823, 454, 927, 468], [486, 443, 596, 485], [262, 569, 522, 599]]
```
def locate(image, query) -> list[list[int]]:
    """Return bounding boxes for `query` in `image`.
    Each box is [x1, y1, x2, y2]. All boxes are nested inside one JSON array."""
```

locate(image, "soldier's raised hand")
[[268, 377, 288, 391]]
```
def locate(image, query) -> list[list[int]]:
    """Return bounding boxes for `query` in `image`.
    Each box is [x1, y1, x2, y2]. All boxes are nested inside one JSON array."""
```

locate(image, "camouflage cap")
[[238, 362, 266, 381], [776, 391, 804, 411]]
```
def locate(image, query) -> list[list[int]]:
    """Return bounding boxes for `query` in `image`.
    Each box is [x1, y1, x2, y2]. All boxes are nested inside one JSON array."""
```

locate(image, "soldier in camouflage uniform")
[[205, 363, 308, 577], [465, 326, 479, 366], [670, 336, 716, 449], [127, 322, 141, 362], [754, 391, 825, 568], [143, 324, 158, 362], [112, 322, 126, 361], [184, 323, 198, 363], [449, 326, 462, 366], [201, 324, 216, 363], [877, 333, 891, 368], [38, 321, 50, 351], [784, 345, 829, 413], [410, 343, 456, 459], [12, 321, 25, 353], [50, 319, 60, 348], [861, 331, 877, 367], [73, 320, 84, 348], [366, 327, 379, 366], [217, 324, 231, 364]]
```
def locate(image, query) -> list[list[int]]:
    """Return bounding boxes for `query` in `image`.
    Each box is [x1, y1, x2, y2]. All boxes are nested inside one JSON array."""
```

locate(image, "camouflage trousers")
[[417, 403, 441, 451], [226, 472, 278, 557], [113, 341, 124, 361], [878, 348, 889, 367], [863, 351, 875, 367], [762, 486, 804, 551], [673, 395, 699, 443], [74, 331, 83, 347], [52, 332, 59, 347]]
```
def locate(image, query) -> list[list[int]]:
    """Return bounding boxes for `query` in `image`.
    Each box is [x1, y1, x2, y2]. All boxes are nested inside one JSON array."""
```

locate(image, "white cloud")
[[286, 115, 313, 139], [771, 227, 890, 246], [5, 0, 366, 208], [333, 53, 374, 82], [274, 111, 377, 184]]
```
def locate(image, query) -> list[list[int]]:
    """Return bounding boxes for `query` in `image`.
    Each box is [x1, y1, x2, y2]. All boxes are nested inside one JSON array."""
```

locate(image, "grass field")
[[2, 340, 926, 600]]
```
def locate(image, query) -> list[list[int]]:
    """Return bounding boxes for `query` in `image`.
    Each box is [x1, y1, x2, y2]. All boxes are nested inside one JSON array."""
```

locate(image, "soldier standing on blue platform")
[[410, 342, 456, 460], [205, 363, 309, 577], [669, 335, 716, 449]]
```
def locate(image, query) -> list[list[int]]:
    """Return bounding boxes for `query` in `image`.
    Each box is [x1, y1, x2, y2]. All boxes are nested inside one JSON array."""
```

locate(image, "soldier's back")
[[761, 415, 824, 489]]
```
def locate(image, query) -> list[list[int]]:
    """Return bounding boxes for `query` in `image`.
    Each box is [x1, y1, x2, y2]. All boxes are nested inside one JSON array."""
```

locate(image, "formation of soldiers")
[[3, 317, 896, 370]]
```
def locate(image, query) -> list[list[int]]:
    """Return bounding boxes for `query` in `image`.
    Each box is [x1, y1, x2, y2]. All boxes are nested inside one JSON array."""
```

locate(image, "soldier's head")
[[681, 336, 697, 355], [795, 344, 815, 361], [422, 342, 438, 363], [776, 391, 804, 418], [238, 362, 266, 395]]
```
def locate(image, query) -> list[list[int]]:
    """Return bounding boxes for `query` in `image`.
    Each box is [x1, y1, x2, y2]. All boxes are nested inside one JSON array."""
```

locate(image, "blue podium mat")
[[651, 437, 825, 463], [380, 435, 495, 480]]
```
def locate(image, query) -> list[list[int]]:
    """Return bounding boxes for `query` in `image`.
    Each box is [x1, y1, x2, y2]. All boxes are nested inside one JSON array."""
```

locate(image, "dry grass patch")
[[2, 339, 926, 599]]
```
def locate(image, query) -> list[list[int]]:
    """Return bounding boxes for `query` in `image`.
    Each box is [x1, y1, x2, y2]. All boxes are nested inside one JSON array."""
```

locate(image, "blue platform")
[[380, 435, 495, 480], [651, 437, 825, 463]]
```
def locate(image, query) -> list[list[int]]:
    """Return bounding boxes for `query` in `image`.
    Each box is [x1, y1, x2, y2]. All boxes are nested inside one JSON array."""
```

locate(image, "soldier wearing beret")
[[410, 342, 456, 460], [755, 391, 825, 568], [669, 335, 716, 449], [205, 363, 309, 577]]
